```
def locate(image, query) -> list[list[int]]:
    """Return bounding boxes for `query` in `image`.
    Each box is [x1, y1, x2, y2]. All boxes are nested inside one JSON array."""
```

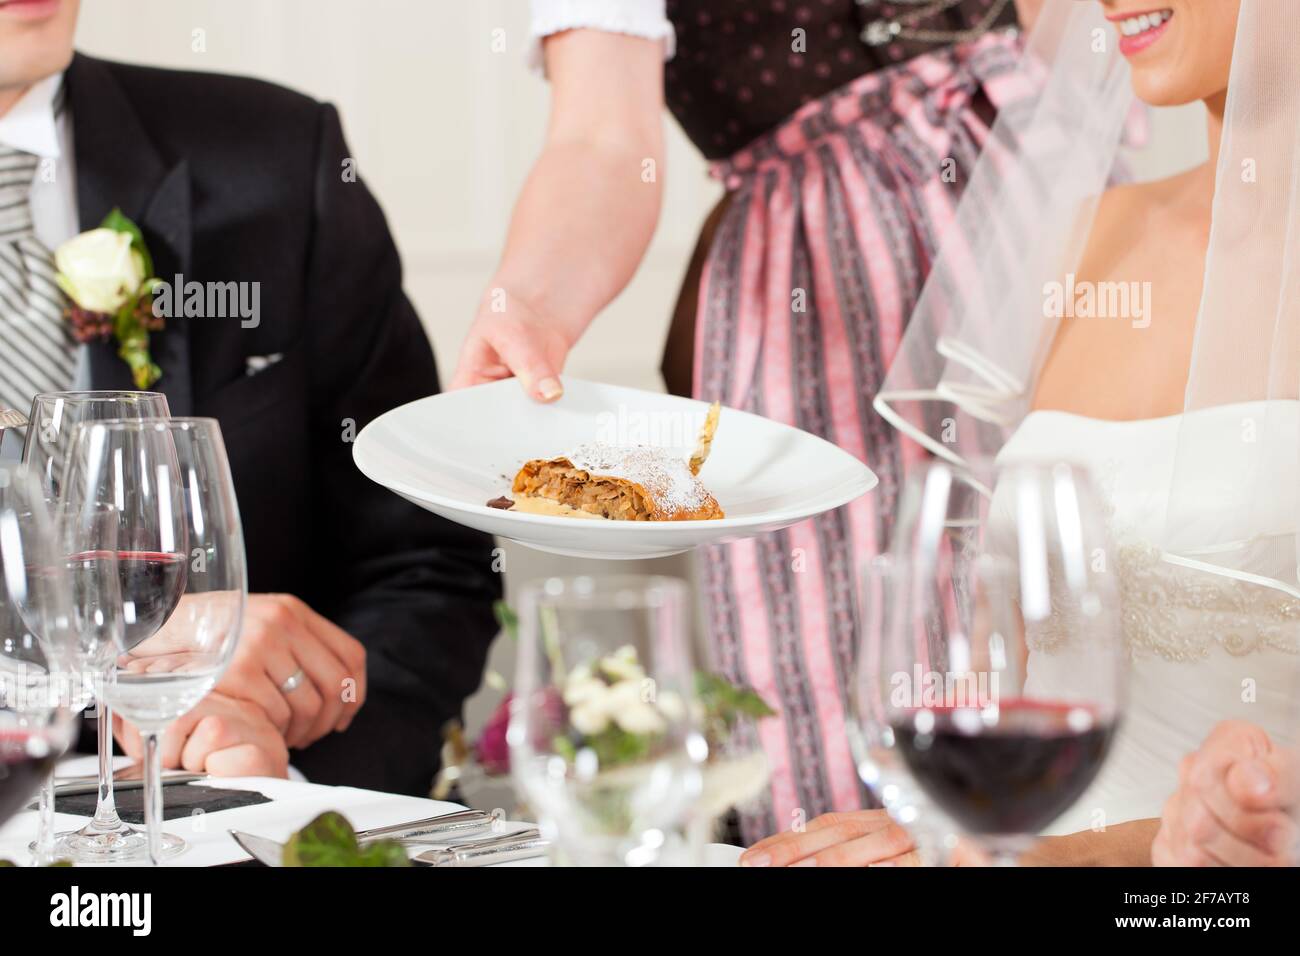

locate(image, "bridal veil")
[[874, 0, 1300, 596]]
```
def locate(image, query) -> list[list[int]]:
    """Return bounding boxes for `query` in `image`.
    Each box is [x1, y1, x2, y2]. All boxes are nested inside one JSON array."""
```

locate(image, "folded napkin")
[[52, 784, 271, 823]]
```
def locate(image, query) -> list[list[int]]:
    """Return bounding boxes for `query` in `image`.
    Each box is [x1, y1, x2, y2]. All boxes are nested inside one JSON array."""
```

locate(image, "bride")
[[741, 0, 1300, 867]]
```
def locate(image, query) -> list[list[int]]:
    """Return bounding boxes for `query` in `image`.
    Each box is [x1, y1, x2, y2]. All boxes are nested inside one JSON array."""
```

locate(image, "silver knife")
[[356, 809, 492, 843], [229, 808, 493, 866], [413, 828, 550, 867], [230, 829, 288, 867], [229, 825, 547, 868]]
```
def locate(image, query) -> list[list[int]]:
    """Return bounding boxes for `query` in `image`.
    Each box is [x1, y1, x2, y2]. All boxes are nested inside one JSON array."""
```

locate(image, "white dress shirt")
[[0, 71, 89, 458], [528, 0, 675, 71]]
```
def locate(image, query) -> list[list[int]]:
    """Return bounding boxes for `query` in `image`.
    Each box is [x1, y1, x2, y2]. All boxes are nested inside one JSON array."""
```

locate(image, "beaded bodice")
[[998, 410, 1300, 664]]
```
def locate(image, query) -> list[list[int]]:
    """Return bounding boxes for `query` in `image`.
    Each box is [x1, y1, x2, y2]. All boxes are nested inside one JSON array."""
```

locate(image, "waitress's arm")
[[450, 29, 665, 401]]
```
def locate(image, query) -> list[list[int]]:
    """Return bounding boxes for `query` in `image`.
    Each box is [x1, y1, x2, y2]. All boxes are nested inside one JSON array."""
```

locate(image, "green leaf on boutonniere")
[[281, 811, 411, 867], [91, 208, 163, 388], [101, 206, 155, 279], [112, 301, 161, 389]]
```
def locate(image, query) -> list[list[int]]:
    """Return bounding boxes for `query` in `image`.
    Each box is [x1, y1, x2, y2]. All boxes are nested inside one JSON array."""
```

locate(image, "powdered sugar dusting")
[[566, 443, 712, 514]]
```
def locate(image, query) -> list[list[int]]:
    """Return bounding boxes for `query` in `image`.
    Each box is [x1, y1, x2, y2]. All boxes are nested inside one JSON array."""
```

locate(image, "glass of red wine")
[[0, 467, 79, 841], [22, 390, 170, 863], [848, 553, 959, 866], [62, 418, 246, 864], [876, 458, 1125, 865]]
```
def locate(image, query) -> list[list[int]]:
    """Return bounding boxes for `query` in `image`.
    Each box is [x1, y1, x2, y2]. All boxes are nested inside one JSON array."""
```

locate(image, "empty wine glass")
[[0, 467, 78, 842], [508, 575, 707, 866], [24, 391, 171, 500], [879, 458, 1125, 865], [22, 389, 170, 862], [62, 418, 246, 863]]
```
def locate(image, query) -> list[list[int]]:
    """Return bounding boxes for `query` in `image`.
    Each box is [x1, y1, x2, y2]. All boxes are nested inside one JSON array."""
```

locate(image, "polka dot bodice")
[[664, 0, 1017, 158]]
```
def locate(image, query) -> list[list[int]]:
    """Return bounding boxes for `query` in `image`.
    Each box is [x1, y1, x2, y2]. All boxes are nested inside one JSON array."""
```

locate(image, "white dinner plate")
[[353, 378, 877, 559]]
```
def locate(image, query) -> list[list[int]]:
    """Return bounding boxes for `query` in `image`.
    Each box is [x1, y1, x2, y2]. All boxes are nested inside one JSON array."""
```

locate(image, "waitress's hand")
[[450, 286, 573, 401]]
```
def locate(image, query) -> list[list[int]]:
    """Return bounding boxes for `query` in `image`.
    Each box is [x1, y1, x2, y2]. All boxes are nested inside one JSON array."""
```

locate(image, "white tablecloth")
[[0, 756, 743, 867]]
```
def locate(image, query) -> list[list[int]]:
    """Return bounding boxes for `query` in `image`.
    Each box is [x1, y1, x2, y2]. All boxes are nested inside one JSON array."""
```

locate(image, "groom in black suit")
[[0, 0, 499, 795]]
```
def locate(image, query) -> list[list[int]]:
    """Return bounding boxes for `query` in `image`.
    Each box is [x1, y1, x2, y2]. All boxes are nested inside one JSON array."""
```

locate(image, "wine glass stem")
[[142, 730, 164, 865], [34, 769, 56, 865], [90, 699, 122, 829]]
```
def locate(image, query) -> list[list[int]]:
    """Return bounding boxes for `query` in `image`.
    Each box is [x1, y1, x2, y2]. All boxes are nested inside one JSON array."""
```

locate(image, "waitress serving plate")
[[353, 378, 877, 559]]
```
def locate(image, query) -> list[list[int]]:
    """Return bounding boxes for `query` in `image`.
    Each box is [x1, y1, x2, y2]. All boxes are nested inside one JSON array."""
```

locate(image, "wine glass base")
[[38, 824, 186, 864]]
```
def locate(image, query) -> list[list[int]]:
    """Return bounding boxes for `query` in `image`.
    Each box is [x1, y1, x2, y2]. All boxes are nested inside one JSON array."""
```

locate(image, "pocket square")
[[245, 352, 284, 376]]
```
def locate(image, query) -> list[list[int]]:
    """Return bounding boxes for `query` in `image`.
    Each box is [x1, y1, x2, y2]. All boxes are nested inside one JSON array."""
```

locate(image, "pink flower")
[[474, 689, 569, 775], [474, 694, 513, 775]]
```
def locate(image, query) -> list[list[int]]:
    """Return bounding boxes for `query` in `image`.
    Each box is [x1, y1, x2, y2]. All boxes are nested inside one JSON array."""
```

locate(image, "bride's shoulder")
[[1093, 166, 1209, 231], [1079, 167, 1208, 269]]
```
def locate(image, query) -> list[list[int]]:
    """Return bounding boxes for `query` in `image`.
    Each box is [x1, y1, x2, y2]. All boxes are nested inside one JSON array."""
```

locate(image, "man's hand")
[[449, 288, 572, 401], [216, 594, 367, 750], [1153, 720, 1300, 867], [114, 692, 289, 778]]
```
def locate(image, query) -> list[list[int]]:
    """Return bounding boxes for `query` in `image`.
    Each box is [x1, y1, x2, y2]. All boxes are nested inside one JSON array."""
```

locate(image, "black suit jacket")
[[64, 54, 501, 795]]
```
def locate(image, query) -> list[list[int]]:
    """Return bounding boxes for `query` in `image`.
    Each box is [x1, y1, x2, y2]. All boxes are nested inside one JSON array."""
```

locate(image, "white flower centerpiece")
[[452, 603, 773, 846]]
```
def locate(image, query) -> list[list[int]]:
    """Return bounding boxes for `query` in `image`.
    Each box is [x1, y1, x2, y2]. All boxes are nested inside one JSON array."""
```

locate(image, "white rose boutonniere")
[[54, 208, 165, 388], [55, 228, 143, 313]]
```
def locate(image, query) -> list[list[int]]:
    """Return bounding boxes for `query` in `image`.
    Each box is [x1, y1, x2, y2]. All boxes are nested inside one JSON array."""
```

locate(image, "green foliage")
[[100, 207, 162, 388], [0, 858, 72, 867], [101, 206, 154, 278], [695, 670, 777, 729], [493, 600, 519, 641], [281, 811, 410, 867]]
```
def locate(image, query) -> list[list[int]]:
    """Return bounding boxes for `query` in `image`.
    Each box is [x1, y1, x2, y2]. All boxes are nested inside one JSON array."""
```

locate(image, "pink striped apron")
[[692, 29, 1033, 843]]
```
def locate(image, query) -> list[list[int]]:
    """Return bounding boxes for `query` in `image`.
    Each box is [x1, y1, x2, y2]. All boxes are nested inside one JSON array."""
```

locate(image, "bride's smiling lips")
[[1107, 7, 1175, 58], [0, 0, 61, 21]]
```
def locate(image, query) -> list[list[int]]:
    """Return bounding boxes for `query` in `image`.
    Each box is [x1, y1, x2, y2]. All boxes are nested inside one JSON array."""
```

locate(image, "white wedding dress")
[[995, 400, 1300, 834]]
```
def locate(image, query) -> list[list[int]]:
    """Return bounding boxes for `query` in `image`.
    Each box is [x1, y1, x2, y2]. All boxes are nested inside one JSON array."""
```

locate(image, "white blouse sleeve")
[[528, 0, 676, 73]]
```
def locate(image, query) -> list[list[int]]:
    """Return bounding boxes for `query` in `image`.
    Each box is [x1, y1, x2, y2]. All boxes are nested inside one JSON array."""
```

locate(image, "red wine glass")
[[0, 467, 78, 839], [22, 390, 170, 863], [880, 458, 1126, 865], [62, 418, 246, 864]]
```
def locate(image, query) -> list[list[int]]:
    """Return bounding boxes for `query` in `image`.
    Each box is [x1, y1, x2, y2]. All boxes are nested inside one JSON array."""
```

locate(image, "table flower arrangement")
[[434, 602, 774, 826]]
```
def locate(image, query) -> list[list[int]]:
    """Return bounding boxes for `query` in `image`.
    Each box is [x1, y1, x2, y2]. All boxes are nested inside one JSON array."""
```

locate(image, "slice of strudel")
[[500, 402, 725, 521]]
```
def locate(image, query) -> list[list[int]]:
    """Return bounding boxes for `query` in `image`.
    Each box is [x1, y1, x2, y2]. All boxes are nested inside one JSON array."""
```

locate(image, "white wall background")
[[76, 0, 722, 389], [75, 0, 720, 750]]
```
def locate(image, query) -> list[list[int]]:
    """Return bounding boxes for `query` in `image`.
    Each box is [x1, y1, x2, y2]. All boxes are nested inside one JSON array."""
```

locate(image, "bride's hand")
[[449, 287, 573, 402], [1152, 720, 1300, 867], [740, 809, 950, 867]]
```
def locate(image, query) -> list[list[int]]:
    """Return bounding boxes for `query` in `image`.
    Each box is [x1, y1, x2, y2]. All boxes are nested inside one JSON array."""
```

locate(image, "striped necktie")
[[0, 140, 77, 418]]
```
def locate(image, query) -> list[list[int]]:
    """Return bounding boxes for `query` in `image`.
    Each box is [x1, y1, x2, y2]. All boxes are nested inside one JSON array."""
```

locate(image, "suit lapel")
[[66, 55, 194, 416]]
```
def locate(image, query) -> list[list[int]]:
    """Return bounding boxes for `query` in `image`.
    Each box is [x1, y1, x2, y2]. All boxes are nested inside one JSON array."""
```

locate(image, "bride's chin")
[[1124, 12, 1238, 108], [1129, 64, 1227, 109]]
